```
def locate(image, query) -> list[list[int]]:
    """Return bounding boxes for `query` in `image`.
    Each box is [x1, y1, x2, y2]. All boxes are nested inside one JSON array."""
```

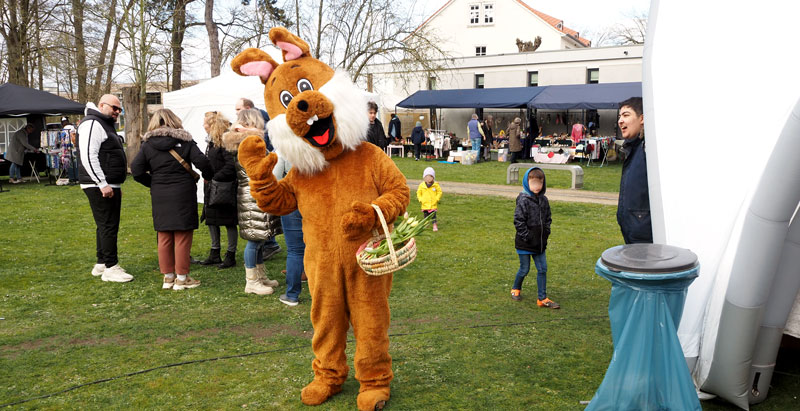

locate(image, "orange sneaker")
[[537, 298, 560, 309], [510, 289, 521, 301]]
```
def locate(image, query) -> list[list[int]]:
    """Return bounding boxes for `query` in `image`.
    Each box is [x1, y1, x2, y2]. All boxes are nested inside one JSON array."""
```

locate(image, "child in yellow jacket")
[[417, 167, 443, 231]]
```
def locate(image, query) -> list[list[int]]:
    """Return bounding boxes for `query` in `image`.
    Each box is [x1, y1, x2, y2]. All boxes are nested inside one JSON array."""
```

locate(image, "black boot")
[[199, 248, 222, 265], [218, 251, 236, 269]]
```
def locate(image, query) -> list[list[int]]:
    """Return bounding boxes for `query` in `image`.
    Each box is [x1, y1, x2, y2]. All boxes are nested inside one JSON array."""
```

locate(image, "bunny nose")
[[297, 100, 309, 112]]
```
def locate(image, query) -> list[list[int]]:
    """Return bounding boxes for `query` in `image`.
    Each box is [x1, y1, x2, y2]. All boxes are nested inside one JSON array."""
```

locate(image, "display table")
[[588, 244, 701, 411], [385, 144, 404, 158]]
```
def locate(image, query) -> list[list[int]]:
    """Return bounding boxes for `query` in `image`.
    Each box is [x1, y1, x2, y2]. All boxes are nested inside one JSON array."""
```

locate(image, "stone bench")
[[506, 163, 584, 189]]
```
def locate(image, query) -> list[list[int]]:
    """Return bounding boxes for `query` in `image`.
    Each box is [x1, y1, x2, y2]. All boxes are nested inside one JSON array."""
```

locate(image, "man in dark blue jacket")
[[616, 97, 652, 244]]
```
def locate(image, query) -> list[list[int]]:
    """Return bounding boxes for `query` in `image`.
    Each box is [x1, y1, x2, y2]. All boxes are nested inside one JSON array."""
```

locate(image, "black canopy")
[[0, 83, 85, 116]]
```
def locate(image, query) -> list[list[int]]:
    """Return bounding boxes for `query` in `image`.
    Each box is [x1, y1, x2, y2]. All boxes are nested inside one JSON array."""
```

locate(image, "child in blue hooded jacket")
[[511, 167, 560, 308]]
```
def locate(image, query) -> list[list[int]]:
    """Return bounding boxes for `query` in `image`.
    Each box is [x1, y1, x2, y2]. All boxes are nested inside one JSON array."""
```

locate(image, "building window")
[[475, 74, 484, 89], [587, 68, 599, 84], [475, 46, 486, 56], [146, 92, 162, 105], [484, 4, 494, 23], [428, 76, 437, 90], [469, 5, 480, 24], [527, 71, 539, 87]]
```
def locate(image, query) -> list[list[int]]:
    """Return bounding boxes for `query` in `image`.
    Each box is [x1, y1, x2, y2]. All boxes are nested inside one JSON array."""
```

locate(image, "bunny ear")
[[231, 48, 279, 84], [269, 27, 311, 61]]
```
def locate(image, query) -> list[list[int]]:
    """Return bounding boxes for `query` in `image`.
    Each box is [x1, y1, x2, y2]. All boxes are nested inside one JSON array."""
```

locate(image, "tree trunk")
[[104, 0, 135, 95], [315, 0, 323, 59], [204, 0, 221, 77], [295, 0, 300, 36], [91, 0, 117, 102], [72, 0, 88, 103], [170, 0, 192, 91], [122, 86, 144, 167], [2, 0, 31, 86], [34, 2, 43, 89]]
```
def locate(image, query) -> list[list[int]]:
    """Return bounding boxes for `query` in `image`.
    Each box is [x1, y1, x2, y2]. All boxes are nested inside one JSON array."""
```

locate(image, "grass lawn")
[[391, 157, 622, 193], [1, 180, 798, 409]]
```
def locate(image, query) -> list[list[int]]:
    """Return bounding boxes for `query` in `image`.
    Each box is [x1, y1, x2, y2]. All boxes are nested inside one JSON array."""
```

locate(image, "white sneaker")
[[91, 263, 106, 277], [101, 264, 134, 282]]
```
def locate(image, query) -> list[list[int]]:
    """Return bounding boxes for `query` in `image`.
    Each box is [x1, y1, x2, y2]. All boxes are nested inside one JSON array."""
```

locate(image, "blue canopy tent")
[[395, 82, 641, 109], [395, 86, 546, 109], [530, 82, 642, 109]]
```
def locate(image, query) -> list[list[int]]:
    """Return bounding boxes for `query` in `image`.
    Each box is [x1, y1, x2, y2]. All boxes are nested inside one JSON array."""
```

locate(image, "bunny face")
[[231, 27, 368, 175]]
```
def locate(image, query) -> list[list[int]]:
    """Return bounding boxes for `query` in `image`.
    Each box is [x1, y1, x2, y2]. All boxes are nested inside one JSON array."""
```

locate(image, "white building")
[[363, 0, 643, 138]]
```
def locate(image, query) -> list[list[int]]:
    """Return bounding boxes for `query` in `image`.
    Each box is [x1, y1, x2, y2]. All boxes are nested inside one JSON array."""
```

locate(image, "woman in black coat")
[[131, 109, 213, 290], [197, 112, 239, 268]]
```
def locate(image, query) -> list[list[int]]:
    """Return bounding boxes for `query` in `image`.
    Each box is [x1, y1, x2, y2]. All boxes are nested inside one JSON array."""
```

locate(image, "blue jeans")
[[281, 210, 305, 300], [244, 240, 265, 268], [9, 162, 22, 180], [471, 139, 481, 152], [513, 252, 547, 300]]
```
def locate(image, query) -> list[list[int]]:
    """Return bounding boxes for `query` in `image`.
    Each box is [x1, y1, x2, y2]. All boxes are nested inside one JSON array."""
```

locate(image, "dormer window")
[[470, 5, 480, 24], [469, 2, 495, 26]]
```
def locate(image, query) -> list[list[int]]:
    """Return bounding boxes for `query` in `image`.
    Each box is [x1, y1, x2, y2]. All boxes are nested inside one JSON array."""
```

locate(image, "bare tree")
[[203, 0, 221, 77], [0, 0, 34, 86], [289, 0, 450, 84], [611, 12, 646, 45], [586, 12, 647, 47]]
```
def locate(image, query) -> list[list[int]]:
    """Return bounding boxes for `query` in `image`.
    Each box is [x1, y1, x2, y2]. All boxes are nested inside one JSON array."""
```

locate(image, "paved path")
[[407, 179, 618, 205]]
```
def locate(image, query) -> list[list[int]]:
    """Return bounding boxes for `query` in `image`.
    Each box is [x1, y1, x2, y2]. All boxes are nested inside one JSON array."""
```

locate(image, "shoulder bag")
[[208, 179, 237, 207], [168, 148, 200, 182]]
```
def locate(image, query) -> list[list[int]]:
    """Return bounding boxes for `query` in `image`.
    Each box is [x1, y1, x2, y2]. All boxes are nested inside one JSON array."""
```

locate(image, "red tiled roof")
[[517, 1, 592, 47]]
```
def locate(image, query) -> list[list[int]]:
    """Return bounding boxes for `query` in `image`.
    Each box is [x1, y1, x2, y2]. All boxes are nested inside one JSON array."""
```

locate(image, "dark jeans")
[[513, 252, 547, 300], [281, 210, 305, 300], [510, 150, 522, 164], [422, 209, 437, 224], [413, 143, 422, 159], [84, 187, 122, 267]]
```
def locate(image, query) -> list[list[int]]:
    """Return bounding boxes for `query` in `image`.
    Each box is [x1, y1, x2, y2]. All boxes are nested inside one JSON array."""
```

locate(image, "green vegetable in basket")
[[362, 212, 434, 256]]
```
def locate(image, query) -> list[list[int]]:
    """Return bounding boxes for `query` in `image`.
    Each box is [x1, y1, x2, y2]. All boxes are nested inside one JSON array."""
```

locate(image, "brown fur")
[[232, 27, 409, 411]]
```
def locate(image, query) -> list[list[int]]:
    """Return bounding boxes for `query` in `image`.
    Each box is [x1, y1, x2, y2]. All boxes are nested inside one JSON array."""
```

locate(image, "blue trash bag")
[[586, 261, 701, 411]]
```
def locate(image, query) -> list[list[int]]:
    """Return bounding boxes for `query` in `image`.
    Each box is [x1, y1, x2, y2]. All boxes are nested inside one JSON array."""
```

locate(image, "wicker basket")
[[356, 204, 418, 276]]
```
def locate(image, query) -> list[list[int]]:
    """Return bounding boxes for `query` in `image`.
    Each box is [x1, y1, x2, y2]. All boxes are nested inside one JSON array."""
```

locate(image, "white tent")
[[646, 0, 800, 408], [162, 71, 268, 152]]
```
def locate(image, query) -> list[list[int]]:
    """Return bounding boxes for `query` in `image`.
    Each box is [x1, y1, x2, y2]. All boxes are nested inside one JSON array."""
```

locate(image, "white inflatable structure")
[[645, 1, 800, 408]]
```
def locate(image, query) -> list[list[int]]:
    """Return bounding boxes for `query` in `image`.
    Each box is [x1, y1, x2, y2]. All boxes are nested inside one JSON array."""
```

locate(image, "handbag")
[[168, 149, 200, 182], [208, 179, 237, 207]]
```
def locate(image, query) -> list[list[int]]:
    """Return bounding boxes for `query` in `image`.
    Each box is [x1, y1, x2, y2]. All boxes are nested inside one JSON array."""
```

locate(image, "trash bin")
[[586, 244, 700, 411]]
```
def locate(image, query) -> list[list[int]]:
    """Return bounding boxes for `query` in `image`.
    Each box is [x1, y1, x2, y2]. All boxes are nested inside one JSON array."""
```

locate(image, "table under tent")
[[395, 82, 641, 164]]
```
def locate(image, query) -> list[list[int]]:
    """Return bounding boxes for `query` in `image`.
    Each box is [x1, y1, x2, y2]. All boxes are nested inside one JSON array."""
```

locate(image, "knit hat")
[[416, 121, 422, 127], [423, 167, 435, 179]]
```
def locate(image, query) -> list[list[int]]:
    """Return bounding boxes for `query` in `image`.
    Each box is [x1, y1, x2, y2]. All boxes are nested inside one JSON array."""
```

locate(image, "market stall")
[[0, 83, 84, 180]]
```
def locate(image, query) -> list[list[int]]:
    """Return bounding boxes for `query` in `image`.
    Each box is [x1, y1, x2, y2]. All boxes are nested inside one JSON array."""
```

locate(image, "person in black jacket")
[[411, 121, 426, 160], [511, 167, 559, 308], [387, 113, 402, 144], [616, 97, 652, 244], [366, 101, 387, 150], [131, 109, 213, 290], [77, 94, 131, 282], [197, 111, 239, 268]]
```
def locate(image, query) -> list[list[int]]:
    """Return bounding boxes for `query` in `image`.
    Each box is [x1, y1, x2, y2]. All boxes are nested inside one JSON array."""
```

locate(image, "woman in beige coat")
[[507, 117, 523, 163]]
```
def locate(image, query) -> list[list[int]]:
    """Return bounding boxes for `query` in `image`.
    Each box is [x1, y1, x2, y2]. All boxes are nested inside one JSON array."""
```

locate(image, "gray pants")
[[209, 225, 238, 252]]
